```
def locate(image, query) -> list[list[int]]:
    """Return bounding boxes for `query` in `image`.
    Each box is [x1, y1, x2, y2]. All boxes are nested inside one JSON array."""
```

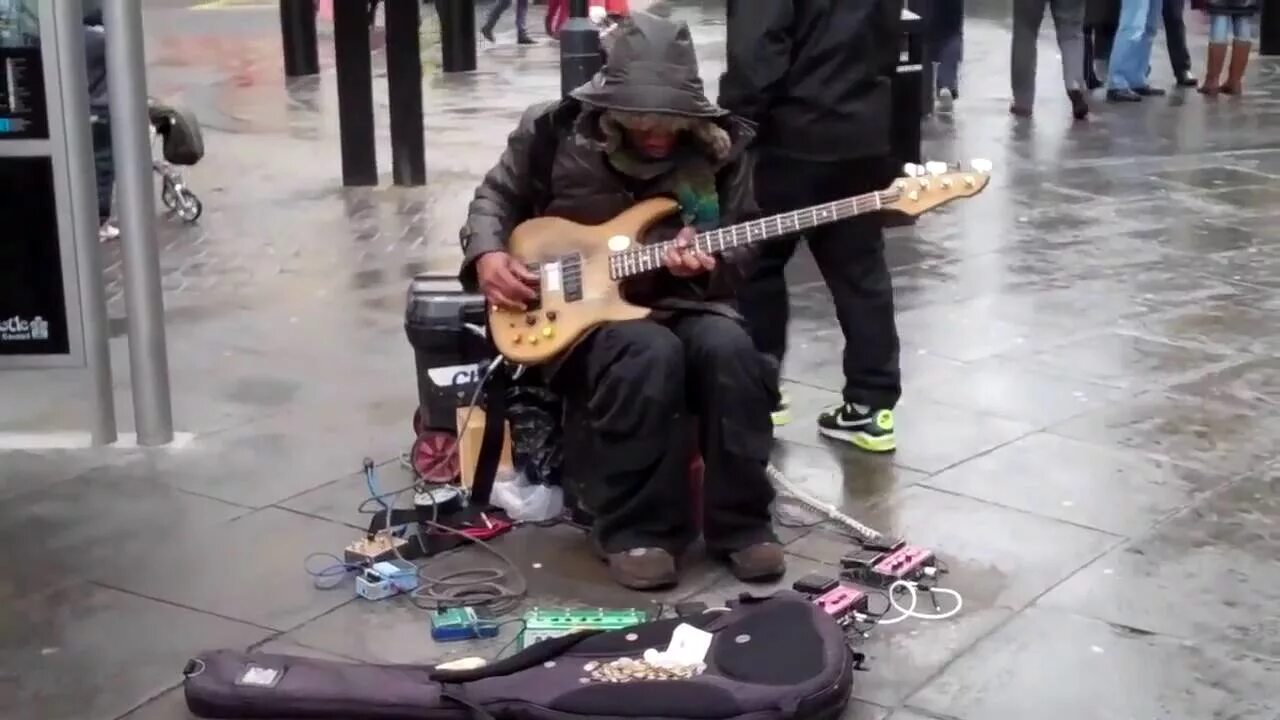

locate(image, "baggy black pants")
[[552, 314, 779, 556], [738, 154, 903, 410]]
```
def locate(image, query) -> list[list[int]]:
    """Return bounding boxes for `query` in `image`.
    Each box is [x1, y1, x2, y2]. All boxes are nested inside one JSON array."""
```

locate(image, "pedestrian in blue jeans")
[[482, 0, 534, 45], [931, 0, 964, 111], [1198, 0, 1258, 95], [1106, 0, 1165, 101]]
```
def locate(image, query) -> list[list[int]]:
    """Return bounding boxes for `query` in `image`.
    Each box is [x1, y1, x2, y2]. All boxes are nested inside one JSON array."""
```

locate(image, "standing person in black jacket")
[[719, 0, 903, 454], [83, 2, 118, 242]]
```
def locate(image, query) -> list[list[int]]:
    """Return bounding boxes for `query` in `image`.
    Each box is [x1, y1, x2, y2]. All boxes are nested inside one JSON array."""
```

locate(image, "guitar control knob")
[[513, 335, 523, 345], [546, 311, 558, 321], [542, 326, 554, 339], [525, 315, 537, 326], [528, 335, 539, 345]]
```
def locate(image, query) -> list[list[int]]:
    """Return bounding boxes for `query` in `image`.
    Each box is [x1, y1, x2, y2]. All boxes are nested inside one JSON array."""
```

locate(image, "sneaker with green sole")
[[817, 403, 896, 453], [771, 392, 792, 427]]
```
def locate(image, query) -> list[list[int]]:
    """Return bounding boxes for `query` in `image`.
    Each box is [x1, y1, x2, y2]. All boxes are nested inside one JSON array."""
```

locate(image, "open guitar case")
[[182, 592, 856, 720]]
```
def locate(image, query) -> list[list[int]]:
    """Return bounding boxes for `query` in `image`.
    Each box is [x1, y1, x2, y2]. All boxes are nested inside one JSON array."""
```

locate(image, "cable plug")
[[363, 457, 376, 472]]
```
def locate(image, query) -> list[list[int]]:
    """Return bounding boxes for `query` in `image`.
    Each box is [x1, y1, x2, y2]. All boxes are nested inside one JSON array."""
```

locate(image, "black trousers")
[[553, 314, 778, 556], [738, 154, 902, 410], [91, 118, 114, 223]]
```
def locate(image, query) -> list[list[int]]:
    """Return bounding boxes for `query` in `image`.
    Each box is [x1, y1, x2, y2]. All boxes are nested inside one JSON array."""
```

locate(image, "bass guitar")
[[490, 160, 992, 365]]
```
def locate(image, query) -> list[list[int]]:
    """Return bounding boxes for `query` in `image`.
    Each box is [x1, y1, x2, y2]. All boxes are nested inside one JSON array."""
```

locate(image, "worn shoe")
[[1068, 89, 1090, 121], [480, 25, 496, 42], [1174, 70, 1198, 87], [817, 404, 896, 453], [727, 542, 786, 582], [771, 392, 792, 427], [937, 87, 955, 112], [1009, 103, 1033, 118], [1106, 88, 1142, 102], [98, 221, 120, 243], [607, 548, 678, 590], [1133, 86, 1166, 97], [517, 33, 536, 45]]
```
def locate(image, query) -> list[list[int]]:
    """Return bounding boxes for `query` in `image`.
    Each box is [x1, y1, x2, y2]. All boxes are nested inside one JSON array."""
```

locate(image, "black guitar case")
[[183, 593, 855, 720]]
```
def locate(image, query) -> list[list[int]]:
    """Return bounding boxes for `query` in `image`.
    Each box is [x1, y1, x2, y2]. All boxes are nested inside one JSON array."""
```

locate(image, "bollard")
[[280, 0, 320, 77], [559, 0, 601, 96], [334, 0, 378, 186], [438, 0, 478, 73], [386, 0, 427, 185]]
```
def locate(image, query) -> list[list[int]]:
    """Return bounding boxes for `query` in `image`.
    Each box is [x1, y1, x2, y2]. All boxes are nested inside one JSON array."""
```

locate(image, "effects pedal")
[[344, 532, 409, 565], [517, 608, 648, 650], [813, 585, 869, 623], [841, 544, 936, 587], [355, 569, 399, 601], [355, 560, 419, 600], [431, 608, 500, 642]]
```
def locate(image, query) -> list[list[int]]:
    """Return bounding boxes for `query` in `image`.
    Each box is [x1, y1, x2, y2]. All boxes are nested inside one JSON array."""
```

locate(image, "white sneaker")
[[98, 221, 120, 242]]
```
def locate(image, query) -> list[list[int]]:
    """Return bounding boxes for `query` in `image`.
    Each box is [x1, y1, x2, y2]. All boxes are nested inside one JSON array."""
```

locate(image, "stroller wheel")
[[412, 408, 427, 436], [411, 430, 460, 484], [161, 187, 179, 210], [177, 194, 203, 223]]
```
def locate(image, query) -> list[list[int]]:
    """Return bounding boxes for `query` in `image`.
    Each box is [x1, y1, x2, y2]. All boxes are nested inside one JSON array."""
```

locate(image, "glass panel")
[[0, 0, 46, 138], [0, 0, 40, 48]]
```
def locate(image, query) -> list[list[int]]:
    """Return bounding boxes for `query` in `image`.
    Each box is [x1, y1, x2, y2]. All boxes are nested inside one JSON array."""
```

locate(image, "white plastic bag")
[[490, 470, 565, 523]]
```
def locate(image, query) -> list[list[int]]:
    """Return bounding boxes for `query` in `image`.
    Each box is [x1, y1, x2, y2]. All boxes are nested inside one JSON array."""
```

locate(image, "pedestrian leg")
[[1051, 0, 1091, 117], [1011, 0, 1048, 114]]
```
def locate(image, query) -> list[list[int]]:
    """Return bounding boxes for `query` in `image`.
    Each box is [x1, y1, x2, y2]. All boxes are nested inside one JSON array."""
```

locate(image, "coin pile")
[[582, 658, 705, 683]]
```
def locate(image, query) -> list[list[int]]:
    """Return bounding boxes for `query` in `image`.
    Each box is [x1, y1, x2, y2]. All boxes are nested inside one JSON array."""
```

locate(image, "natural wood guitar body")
[[489, 160, 993, 366], [490, 197, 679, 365]]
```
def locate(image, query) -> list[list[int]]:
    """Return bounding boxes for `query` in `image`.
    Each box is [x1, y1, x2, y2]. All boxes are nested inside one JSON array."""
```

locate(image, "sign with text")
[[0, 156, 70, 356]]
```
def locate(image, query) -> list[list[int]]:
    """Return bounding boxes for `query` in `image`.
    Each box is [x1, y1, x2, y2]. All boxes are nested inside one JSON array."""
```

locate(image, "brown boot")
[[607, 548, 678, 590], [1221, 40, 1252, 95], [727, 543, 786, 583], [1198, 43, 1228, 95]]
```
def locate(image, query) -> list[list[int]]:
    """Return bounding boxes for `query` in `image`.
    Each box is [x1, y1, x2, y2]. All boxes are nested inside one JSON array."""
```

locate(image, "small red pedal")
[[814, 585, 868, 620], [871, 544, 934, 581]]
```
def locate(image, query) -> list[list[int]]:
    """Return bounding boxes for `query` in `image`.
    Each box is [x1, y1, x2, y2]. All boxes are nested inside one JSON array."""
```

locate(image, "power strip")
[[344, 533, 409, 565]]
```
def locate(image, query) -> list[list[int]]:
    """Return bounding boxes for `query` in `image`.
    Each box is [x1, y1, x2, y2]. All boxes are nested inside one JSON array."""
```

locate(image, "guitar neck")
[[609, 188, 900, 280]]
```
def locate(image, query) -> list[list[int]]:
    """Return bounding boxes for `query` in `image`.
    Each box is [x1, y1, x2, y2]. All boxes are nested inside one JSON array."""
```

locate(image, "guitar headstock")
[[883, 159, 992, 216]]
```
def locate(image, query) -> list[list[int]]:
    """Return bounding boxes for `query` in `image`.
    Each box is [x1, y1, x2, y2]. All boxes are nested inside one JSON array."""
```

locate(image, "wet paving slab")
[[3, 0, 1280, 718]]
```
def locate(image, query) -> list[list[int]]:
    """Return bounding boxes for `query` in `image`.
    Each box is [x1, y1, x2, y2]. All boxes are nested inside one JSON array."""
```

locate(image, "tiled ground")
[[2, 1, 1279, 718]]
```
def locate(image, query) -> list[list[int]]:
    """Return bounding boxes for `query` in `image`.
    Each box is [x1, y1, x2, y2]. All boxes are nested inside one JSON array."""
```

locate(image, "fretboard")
[[609, 188, 899, 280]]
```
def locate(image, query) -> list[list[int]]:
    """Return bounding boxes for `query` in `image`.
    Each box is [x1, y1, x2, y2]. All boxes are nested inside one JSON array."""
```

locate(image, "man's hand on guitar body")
[[663, 227, 716, 278], [477, 251, 539, 311]]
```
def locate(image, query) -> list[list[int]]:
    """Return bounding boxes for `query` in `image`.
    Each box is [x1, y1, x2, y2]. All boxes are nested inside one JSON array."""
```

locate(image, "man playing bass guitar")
[[458, 11, 784, 591]]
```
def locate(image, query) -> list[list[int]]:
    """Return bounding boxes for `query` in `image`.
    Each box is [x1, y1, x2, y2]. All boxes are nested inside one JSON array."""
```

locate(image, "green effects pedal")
[[516, 608, 648, 650]]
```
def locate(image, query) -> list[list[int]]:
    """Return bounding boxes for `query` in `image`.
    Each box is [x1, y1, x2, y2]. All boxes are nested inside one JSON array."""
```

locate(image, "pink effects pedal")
[[814, 585, 868, 619], [871, 544, 935, 581]]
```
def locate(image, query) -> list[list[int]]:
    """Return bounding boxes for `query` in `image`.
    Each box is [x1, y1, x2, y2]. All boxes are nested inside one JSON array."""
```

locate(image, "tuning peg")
[[902, 163, 921, 177], [925, 161, 948, 176], [971, 158, 993, 174]]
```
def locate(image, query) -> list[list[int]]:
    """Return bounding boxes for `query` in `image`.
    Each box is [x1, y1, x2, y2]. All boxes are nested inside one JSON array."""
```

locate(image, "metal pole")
[[386, 0, 426, 185], [438, 0, 478, 73], [280, 0, 320, 77], [559, 0, 601, 96], [334, 0, 378, 186], [103, 0, 174, 445], [51, 0, 117, 445]]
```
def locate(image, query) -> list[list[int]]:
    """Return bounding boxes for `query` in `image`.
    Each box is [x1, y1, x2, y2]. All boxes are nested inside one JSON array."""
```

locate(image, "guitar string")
[[609, 189, 902, 278]]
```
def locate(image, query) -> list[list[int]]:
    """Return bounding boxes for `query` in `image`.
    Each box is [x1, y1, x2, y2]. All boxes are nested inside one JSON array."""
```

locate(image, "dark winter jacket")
[[459, 13, 760, 316], [83, 5, 109, 116], [1206, 0, 1258, 15], [718, 0, 903, 161]]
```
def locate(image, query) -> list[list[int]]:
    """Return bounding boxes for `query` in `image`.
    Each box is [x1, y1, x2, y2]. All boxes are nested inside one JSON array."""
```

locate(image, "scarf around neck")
[[606, 142, 721, 231]]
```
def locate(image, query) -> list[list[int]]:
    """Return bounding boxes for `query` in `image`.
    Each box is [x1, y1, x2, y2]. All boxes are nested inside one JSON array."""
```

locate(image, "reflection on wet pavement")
[[2, 0, 1279, 718]]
